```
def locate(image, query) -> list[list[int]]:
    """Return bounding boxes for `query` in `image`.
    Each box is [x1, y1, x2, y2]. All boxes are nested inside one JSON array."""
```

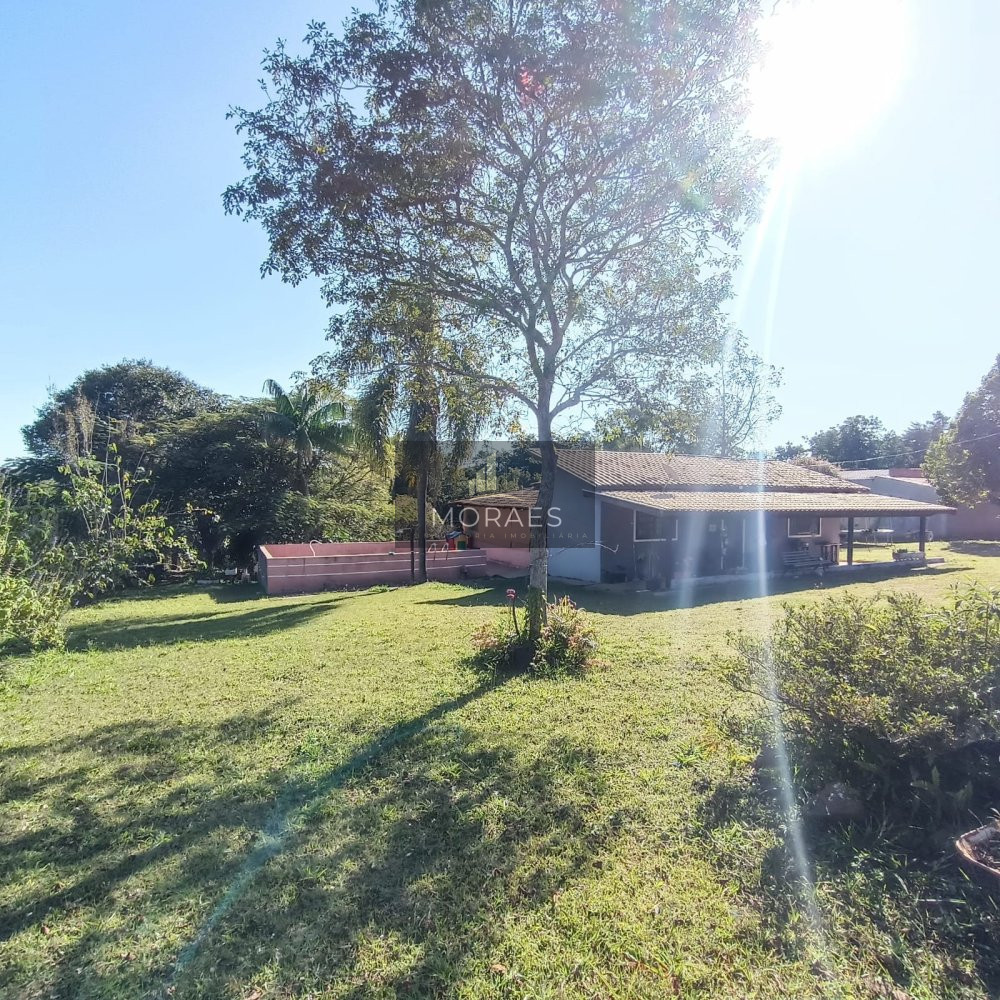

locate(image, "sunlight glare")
[[749, 0, 911, 159]]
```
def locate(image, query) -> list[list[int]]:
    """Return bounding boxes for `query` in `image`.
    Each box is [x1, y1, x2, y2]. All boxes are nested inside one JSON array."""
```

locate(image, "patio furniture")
[[782, 550, 830, 576]]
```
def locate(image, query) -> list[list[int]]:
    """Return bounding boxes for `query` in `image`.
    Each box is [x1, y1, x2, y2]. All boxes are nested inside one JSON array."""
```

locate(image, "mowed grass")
[[2, 542, 1000, 999]]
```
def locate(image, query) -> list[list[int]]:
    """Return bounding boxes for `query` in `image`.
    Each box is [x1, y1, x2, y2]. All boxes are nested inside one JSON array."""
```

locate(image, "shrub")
[[1, 459, 197, 656], [722, 587, 1000, 814], [0, 490, 71, 655], [531, 596, 599, 678], [471, 591, 598, 678], [470, 614, 533, 675]]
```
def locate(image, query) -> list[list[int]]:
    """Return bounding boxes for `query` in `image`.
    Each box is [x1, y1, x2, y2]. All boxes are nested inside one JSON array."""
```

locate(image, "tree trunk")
[[416, 462, 428, 583], [527, 404, 554, 640]]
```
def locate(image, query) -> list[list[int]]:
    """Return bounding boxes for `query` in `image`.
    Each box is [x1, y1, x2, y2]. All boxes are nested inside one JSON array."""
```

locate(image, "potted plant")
[[956, 818, 1000, 890]]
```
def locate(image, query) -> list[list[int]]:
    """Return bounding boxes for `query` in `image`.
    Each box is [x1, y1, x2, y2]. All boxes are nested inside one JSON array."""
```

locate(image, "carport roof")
[[597, 489, 955, 517]]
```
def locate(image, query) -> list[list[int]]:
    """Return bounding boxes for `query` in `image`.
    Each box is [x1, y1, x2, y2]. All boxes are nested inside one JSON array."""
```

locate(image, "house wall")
[[547, 468, 601, 582], [596, 505, 845, 583]]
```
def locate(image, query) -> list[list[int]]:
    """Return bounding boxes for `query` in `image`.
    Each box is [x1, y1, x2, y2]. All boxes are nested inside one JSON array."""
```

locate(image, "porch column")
[[918, 516, 927, 553], [846, 516, 855, 566]]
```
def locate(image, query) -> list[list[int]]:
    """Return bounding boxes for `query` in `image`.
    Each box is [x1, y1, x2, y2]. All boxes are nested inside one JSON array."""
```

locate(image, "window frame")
[[787, 515, 822, 538], [633, 510, 679, 542]]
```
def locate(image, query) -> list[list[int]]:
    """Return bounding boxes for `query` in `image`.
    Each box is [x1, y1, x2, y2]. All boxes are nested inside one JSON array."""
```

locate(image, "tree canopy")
[[597, 333, 780, 456], [22, 359, 220, 461], [925, 355, 1000, 504], [775, 409, 951, 472], [7, 361, 395, 570]]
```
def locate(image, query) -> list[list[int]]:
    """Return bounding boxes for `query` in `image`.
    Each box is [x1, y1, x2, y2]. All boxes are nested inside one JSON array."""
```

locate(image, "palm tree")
[[261, 379, 353, 494], [351, 300, 488, 582]]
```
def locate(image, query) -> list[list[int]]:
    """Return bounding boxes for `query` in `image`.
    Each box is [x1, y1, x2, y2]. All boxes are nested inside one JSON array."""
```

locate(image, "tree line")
[[768, 352, 1000, 510]]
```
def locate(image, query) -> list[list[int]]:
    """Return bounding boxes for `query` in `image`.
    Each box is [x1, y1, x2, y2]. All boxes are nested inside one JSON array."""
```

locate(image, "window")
[[634, 510, 679, 541], [787, 515, 821, 538]]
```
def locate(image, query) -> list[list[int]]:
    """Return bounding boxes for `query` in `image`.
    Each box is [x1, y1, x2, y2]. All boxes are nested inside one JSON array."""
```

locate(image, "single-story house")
[[839, 468, 1000, 541], [457, 451, 954, 584]]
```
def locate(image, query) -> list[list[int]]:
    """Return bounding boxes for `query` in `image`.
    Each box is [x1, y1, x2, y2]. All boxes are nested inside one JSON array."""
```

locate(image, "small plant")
[[470, 590, 598, 679], [530, 595, 598, 677]]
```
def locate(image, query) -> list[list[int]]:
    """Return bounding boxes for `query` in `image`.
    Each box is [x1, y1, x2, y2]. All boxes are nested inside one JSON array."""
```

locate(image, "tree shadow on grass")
[[0, 706, 299, 999], [66, 594, 352, 652], [418, 566, 966, 617], [171, 724, 619, 999], [4, 679, 596, 999]]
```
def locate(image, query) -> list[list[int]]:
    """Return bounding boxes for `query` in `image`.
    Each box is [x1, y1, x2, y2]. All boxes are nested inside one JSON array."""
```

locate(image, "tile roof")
[[459, 487, 540, 509], [599, 489, 955, 516], [556, 450, 868, 493]]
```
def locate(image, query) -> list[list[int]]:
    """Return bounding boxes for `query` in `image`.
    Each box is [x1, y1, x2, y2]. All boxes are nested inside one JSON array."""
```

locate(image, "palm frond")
[[309, 421, 354, 457], [354, 374, 399, 470]]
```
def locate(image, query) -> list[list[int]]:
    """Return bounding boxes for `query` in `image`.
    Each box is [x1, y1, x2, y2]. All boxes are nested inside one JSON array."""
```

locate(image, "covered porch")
[[592, 489, 955, 586]]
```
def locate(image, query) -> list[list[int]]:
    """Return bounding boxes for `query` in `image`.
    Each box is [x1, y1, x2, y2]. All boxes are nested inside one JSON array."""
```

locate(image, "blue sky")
[[1, 1, 997, 461]]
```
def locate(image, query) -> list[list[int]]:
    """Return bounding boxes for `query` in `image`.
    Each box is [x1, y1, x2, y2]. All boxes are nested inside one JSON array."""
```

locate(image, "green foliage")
[[806, 414, 902, 470], [530, 596, 599, 678], [0, 456, 198, 655], [722, 587, 1000, 814], [21, 358, 219, 461], [9, 365, 397, 569], [901, 410, 949, 466], [471, 594, 598, 678], [597, 333, 782, 458], [272, 491, 393, 544], [56, 457, 198, 597], [924, 354, 1000, 504], [261, 377, 353, 493], [0, 489, 69, 654], [470, 612, 534, 676], [333, 293, 493, 579], [776, 410, 950, 471]]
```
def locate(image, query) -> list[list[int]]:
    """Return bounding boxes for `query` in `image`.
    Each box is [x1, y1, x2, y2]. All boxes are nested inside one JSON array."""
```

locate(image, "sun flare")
[[749, 0, 912, 159]]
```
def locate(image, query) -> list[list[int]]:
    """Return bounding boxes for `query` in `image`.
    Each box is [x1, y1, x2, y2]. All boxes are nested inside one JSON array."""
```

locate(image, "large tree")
[[22, 359, 219, 462], [597, 332, 780, 456], [226, 0, 764, 632], [900, 411, 949, 467], [805, 415, 901, 470], [924, 355, 1000, 505]]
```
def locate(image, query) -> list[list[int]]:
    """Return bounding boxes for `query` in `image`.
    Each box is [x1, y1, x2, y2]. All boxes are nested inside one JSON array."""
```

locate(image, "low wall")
[[480, 547, 531, 570], [258, 543, 489, 595]]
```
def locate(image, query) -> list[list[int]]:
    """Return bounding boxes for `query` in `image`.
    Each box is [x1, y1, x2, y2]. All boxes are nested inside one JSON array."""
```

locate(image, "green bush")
[[0, 576, 68, 655], [722, 588, 1000, 814], [471, 592, 598, 678], [470, 613, 534, 675], [531, 596, 599, 678], [273, 491, 394, 543], [0, 490, 71, 655]]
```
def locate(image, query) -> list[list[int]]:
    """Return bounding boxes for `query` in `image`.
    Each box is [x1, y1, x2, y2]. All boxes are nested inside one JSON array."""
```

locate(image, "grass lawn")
[[2, 541, 1000, 999]]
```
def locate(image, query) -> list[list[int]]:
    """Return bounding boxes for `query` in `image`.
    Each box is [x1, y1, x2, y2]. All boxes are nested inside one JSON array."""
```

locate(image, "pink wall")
[[260, 541, 399, 559], [480, 547, 531, 569], [258, 544, 491, 595]]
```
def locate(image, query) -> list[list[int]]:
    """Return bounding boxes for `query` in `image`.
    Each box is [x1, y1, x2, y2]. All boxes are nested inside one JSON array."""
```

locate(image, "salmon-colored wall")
[[480, 547, 531, 569], [258, 545, 489, 595]]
